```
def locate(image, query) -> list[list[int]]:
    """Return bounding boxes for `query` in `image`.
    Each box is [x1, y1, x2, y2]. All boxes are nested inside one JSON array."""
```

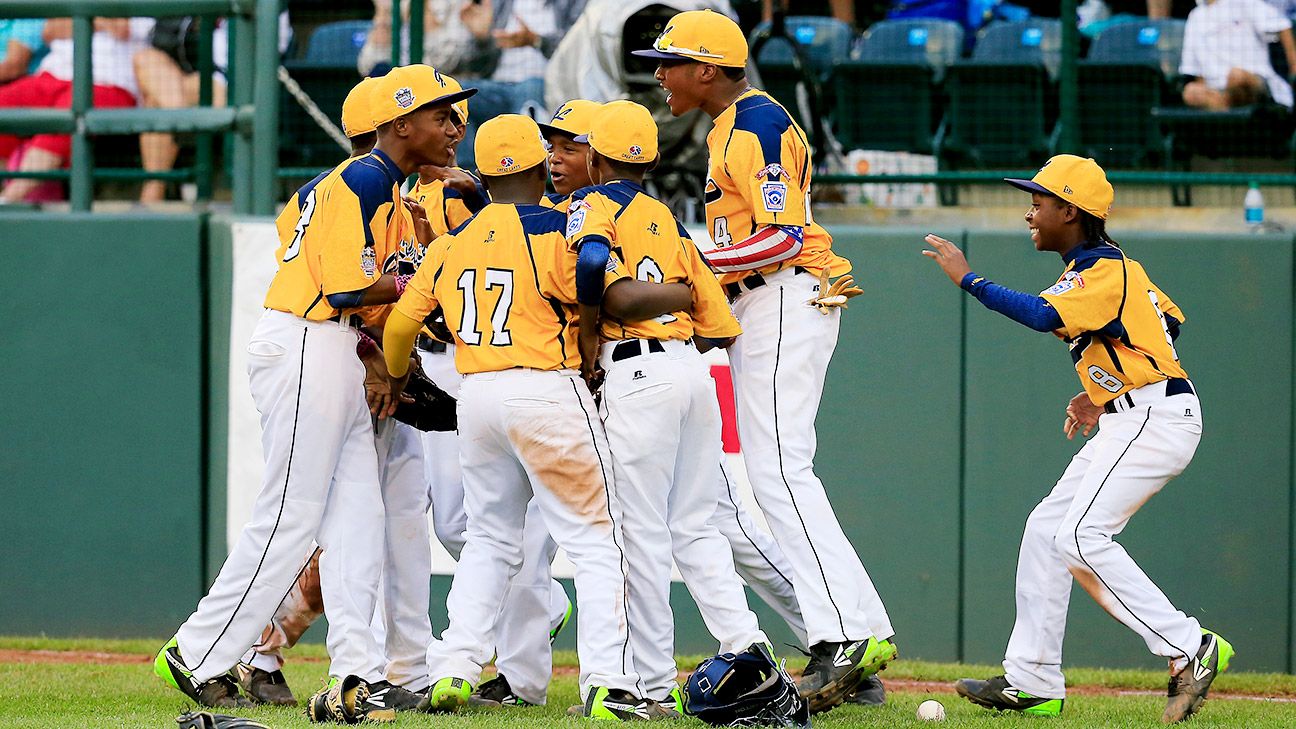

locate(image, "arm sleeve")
[[729, 128, 810, 228], [545, 231, 626, 305], [1251, 0, 1292, 36], [961, 273, 1064, 333], [1037, 259, 1126, 339], [383, 309, 423, 377], [701, 224, 804, 272], [575, 237, 612, 305]]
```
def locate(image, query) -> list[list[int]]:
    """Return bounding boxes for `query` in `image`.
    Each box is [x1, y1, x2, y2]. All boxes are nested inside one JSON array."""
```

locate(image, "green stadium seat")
[[750, 16, 856, 143], [1076, 20, 1185, 168], [831, 19, 963, 153], [303, 20, 371, 67], [937, 21, 1062, 168]]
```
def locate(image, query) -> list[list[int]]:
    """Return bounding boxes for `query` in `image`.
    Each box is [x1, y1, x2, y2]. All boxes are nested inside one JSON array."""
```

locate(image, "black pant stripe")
[[193, 328, 309, 674], [769, 287, 849, 640], [567, 377, 641, 695], [1072, 408, 1195, 663], [719, 461, 796, 591]]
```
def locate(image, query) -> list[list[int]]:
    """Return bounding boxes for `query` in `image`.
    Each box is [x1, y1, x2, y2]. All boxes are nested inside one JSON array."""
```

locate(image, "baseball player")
[[382, 114, 696, 720], [634, 9, 894, 713], [922, 155, 1232, 724], [407, 103, 577, 711], [566, 99, 773, 717], [154, 64, 474, 708]]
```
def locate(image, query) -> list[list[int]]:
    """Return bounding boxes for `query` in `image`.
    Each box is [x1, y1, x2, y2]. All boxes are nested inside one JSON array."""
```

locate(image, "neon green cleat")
[[153, 636, 252, 708], [418, 676, 472, 713], [567, 686, 651, 721], [798, 635, 899, 714], [955, 675, 1063, 716], [1162, 629, 1235, 723], [550, 595, 574, 645]]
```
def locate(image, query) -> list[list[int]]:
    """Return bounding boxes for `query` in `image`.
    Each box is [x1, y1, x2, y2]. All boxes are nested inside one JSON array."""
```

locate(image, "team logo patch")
[[500, 156, 515, 169], [361, 247, 377, 278], [755, 163, 788, 180], [761, 181, 787, 212], [1042, 270, 1083, 296], [394, 87, 415, 109], [433, 69, 446, 87], [1063, 184, 1074, 195], [629, 145, 643, 158], [552, 105, 572, 122], [566, 203, 588, 237], [605, 257, 619, 272]]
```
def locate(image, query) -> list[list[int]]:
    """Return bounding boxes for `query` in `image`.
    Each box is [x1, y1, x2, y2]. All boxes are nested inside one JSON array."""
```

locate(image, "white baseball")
[[916, 699, 946, 721]]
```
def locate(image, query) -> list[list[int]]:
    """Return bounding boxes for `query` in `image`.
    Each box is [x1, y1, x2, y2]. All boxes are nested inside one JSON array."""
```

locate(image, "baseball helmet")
[[683, 643, 810, 728]]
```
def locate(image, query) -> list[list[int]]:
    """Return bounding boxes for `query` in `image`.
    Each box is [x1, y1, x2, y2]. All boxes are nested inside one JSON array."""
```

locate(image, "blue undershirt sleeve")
[[326, 291, 366, 309], [575, 236, 612, 306], [960, 272, 1063, 332]]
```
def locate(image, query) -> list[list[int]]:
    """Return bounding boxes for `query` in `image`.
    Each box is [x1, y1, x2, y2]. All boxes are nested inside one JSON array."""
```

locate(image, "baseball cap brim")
[[1004, 177, 1055, 196], [571, 133, 591, 143], [538, 123, 584, 140], [631, 49, 692, 61]]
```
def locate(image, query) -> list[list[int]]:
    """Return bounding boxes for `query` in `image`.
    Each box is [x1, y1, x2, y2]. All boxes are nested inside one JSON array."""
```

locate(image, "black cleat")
[[954, 675, 1063, 716], [235, 664, 297, 706], [366, 679, 426, 712], [1163, 630, 1234, 724], [468, 675, 536, 707], [846, 674, 886, 706], [796, 636, 897, 714]]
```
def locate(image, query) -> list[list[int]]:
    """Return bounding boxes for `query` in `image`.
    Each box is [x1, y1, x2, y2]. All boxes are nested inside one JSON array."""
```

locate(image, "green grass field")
[[2, 637, 1294, 728]]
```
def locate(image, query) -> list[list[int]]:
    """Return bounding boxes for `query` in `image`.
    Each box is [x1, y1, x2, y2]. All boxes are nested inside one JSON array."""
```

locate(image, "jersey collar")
[[1062, 239, 1121, 266], [712, 87, 763, 130], [369, 149, 405, 186]]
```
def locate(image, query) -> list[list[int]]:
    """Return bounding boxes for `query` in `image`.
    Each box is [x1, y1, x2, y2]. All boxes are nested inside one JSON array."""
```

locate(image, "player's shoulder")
[[570, 181, 639, 211], [1068, 241, 1126, 273], [731, 90, 796, 139], [517, 203, 568, 236], [337, 151, 403, 203]]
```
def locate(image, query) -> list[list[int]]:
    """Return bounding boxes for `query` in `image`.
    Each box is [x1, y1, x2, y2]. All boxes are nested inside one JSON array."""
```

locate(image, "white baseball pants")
[[713, 461, 808, 646], [418, 347, 569, 704], [1004, 382, 1204, 699], [429, 368, 640, 699], [728, 268, 893, 646], [599, 339, 769, 700], [177, 310, 385, 683]]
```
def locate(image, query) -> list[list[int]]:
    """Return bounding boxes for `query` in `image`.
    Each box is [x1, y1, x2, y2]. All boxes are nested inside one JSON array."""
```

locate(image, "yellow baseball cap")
[[341, 77, 382, 138], [475, 114, 548, 176], [576, 100, 658, 164], [369, 64, 477, 128], [537, 99, 602, 140], [632, 9, 748, 68], [1005, 155, 1114, 219]]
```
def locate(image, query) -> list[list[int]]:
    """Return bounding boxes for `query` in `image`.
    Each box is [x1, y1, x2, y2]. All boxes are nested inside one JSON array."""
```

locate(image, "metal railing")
[[0, 0, 280, 213]]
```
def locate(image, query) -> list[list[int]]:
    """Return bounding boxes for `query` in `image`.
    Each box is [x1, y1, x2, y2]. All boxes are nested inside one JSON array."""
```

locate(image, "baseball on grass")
[[917, 699, 946, 721]]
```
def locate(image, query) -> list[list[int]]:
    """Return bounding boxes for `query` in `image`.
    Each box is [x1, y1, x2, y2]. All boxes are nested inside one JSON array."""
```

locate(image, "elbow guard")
[[575, 236, 612, 306]]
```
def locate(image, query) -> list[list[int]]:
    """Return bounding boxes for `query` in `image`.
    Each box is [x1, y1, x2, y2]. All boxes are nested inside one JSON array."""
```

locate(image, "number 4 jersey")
[[705, 88, 849, 285], [1039, 241, 1188, 406], [394, 203, 627, 375]]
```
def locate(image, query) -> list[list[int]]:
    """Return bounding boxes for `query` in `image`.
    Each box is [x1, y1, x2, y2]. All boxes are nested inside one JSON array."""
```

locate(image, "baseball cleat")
[[1162, 629, 1235, 724], [954, 675, 1063, 716], [468, 675, 536, 707], [154, 637, 253, 709], [418, 676, 472, 713], [797, 636, 897, 713], [567, 686, 651, 721], [365, 679, 425, 712], [645, 685, 683, 720], [846, 674, 886, 706], [234, 663, 297, 706], [550, 595, 574, 645]]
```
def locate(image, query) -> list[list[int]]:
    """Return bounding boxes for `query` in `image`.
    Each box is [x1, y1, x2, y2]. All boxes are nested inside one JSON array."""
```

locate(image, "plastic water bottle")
[[1244, 183, 1264, 228]]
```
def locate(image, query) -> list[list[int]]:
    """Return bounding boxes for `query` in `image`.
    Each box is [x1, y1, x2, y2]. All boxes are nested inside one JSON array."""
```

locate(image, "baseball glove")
[[393, 365, 457, 432], [808, 270, 863, 314], [176, 710, 268, 729], [306, 675, 372, 724]]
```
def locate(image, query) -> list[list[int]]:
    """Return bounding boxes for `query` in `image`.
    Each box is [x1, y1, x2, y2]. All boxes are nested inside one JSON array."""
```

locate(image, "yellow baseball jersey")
[[409, 171, 485, 243], [706, 88, 849, 285], [567, 180, 740, 342], [1040, 242, 1188, 406], [265, 150, 413, 321], [394, 203, 628, 374], [540, 191, 569, 212]]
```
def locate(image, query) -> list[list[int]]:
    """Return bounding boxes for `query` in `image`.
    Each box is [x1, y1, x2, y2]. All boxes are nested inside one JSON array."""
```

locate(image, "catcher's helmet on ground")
[[683, 642, 810, 728]]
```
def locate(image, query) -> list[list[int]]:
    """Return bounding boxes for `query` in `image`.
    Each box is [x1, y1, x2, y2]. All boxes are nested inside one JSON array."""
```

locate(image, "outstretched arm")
[[923, 234, 1062, 333]]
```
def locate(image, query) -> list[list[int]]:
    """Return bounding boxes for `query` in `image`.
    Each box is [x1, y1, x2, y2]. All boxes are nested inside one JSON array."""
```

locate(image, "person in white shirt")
[[0, 17, 153, 203], [1181, 0, 1296, 109]]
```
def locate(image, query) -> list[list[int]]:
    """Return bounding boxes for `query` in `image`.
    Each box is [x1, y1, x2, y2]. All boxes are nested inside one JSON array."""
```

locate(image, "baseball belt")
[[1104, 377, 1194, 414], [724, 265, 810, 302], [417, 334, 448, 354]]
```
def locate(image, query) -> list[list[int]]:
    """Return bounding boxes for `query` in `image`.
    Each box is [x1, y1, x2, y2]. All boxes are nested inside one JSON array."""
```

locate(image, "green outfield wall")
[[3, 215, 1292, 674]]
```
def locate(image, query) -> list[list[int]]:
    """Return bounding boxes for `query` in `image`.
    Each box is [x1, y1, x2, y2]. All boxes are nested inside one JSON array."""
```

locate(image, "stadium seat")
[[302, 20, 371, 67], [750, 16, 855, 143], [1077, 19, 1185, 168], [937, 20, 1062, 168], [831, 19, 964, 153]]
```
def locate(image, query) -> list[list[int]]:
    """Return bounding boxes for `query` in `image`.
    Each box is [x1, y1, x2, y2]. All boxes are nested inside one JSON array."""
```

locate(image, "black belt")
[[327, 313, 364, 328], [1105, 377, 1194, 414], [611, 339, 665, 362], [417, 334, 448, 354], [724, 266, 809, 301]]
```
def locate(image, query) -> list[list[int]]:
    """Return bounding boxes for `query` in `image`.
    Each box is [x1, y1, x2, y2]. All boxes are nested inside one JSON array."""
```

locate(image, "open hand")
[[1063, 391, 1102, 440], [403, 197, 435, 245], [922, 234, 972, 285]]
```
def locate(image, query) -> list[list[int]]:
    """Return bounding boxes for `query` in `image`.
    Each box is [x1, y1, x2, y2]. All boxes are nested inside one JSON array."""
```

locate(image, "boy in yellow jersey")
[[382, 114, 692, 721], [538, 99, 601, 210], [154, 64, 475, 711], [566, 99, 780, 718], [923, 155, 1231, 724], [634, 9, 893, 714]]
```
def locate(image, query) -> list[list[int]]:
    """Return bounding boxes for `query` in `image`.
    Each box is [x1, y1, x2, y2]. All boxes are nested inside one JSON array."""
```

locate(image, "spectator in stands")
[[0, 17, 153, 204], [0, 19, 47, 85], [359, 0, 586, 165], [1181, 0, 1296, 110]]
